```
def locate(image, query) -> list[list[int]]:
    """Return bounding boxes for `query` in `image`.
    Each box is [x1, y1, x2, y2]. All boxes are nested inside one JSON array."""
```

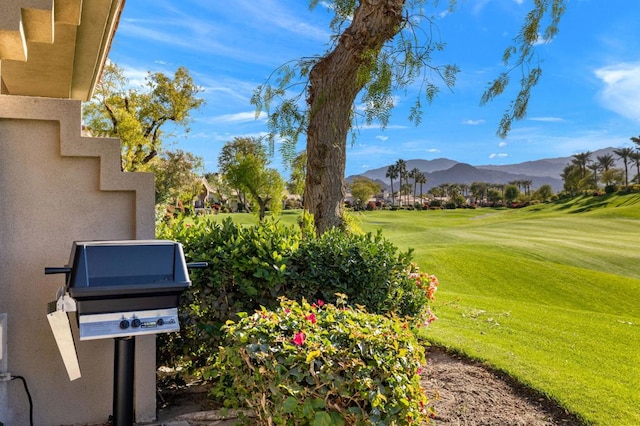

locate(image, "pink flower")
[[317, 299, 325, 307], [305, 313, 317, 324], [424, 308, 438, 326], [292, 331, 305, 346], [417, 366, 423, 375], [284, 308, 291, 315]]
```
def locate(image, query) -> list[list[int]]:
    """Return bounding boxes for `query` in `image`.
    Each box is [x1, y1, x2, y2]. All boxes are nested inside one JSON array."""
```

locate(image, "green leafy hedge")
[[156, 216, 433, 367], [207, 296, 433, 425]]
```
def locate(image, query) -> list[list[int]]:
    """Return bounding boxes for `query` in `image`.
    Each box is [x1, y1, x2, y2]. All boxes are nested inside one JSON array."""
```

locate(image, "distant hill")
[[349, 147, 626, 193]]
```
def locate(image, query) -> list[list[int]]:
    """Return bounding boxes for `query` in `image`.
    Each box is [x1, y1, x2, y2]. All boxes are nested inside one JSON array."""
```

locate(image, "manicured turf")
[[358, 194, 640, 425]]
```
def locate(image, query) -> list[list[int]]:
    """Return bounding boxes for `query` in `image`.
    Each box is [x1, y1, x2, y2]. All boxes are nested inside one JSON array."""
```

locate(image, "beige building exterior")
[[1, 1, 158, 424]]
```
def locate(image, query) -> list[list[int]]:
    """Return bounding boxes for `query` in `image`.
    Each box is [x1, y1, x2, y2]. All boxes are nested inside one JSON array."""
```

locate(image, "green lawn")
[[357, 195, 640, 425], [204, 194, 640, 424]]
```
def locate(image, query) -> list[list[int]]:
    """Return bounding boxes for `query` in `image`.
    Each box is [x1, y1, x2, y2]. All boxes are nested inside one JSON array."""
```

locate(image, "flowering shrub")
[[156, 217, 439, 369], [207, 295, 434, 425], [407, 263, 439, 329]]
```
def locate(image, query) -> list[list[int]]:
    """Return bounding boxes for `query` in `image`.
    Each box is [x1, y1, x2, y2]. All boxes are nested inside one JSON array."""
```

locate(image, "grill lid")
[[65, 239, 191, 297]]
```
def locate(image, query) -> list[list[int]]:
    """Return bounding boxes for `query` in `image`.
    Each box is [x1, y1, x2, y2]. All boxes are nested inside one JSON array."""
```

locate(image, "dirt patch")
[[154, 347, 583, 425], [421, 347, 582, 425]]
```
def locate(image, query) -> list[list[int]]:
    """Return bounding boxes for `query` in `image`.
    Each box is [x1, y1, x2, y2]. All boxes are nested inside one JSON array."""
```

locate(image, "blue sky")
[[107, 0, 640, 177]]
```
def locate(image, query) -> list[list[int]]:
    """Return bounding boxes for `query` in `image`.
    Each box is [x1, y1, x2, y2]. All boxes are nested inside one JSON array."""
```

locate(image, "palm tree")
[[470, 181, 488, 204], [631, 135, 640, 150], [572, 151, 592, 179], [395, 159, 407, 206], [629, 151, 640, 184], [409, 167, 420, 204], [597, 154, 615, 172], [614, 147, 634, 188], [415, 172, 427, 203], [385, 164, 398, 207], [587, 162, 600, 188], [522, 180, 533, 197]]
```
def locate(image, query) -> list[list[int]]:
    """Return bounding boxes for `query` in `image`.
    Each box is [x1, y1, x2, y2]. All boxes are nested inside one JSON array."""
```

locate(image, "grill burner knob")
[[119, 320, 130, 329], [131, 319, 141, 328], [156, 318, 164, 326]]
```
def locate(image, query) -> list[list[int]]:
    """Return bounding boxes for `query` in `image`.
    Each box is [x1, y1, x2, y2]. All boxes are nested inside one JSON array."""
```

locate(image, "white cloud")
[[427, 148, 441, 153], [498, 141, 507, 147], [594, 63, 640, 123], [463, 119, 485, 125], [207, 111, 267, 124], [376, 135, 389, 141], [528, 116, 564, 122], [489, 153, 509, 159]]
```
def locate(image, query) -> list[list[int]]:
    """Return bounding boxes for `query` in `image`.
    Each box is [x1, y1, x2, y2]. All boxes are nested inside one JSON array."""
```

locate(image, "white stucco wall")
[[0, 95, 156, 425]]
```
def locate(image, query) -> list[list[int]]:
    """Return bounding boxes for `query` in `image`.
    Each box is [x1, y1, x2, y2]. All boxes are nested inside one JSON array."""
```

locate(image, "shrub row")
[[156, 216, 432, 368]]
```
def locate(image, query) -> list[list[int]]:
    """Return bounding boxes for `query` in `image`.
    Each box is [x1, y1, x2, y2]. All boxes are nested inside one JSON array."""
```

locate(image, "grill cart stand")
[[45, 240, 206, 426]]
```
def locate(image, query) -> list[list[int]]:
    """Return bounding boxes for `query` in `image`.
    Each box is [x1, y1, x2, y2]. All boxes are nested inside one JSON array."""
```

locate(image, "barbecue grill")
[[45, 239, 206, 426]]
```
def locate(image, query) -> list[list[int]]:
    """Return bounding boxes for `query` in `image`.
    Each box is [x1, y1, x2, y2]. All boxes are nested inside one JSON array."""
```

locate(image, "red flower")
[[317, 299, 325, 307], [305, 313, 317, 324], [292, 331, 305, 346]]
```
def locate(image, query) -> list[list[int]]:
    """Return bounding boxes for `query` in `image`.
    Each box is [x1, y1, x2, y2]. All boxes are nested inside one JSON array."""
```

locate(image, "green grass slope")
[[359, 194, 640, 425]]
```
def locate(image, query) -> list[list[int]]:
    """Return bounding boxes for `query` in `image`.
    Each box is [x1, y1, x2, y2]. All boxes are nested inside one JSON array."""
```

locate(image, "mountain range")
[[349, 147, 626, 193]]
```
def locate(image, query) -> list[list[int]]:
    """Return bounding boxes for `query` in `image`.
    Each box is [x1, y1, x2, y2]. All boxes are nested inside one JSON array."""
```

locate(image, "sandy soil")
[[154, 347, 583, 425]]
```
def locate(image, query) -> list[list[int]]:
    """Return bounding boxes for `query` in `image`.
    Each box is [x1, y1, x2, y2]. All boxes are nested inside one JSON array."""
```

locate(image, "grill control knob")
[[119, 320, 130, 329], [131, 319, 141, 328], [156, 318, 164, 326]]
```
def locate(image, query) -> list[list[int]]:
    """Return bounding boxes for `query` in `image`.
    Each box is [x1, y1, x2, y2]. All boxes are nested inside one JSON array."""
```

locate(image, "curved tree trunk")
[[305, 0, 404, 235]]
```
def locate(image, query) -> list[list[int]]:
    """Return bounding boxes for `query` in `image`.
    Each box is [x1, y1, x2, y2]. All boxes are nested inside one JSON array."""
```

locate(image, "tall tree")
[[534, 184, 554, 202], [218, 137, 285, 221], [597, 154, 615, 173], [470, 181, 488, 205], [629, 151, 640, 184], [504, 184, 521, 204], [151, 149, 203, 206], [415, 171, 427, 203], [349, 177, 381, 210], [254, 0, 566, 234], [287, 151, 307, 198], [561, 164, 582, 195], [385, 164, 398, 207], [587, 162, 600, 188], [409, 167, 421, 202], [613, 147, 634, 188], [395, 159, 408, 207], [83, 62, 204, 171], [571, 151, 592, 180]]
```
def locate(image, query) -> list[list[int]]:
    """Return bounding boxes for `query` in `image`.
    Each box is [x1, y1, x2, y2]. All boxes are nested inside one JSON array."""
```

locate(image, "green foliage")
[[207, 296, 433, 425], [348, 176, 381, 210], [533, 184, 554, 202], [218, 137, 286, 221], [503, 184, 520, 203], [151, 149, 204, 205], [482, 0, 566, 138], [157, 217, 301, 366], [286, 228, 430, 318], [157, 216, 434, 368], [83, 62, 204, 171]]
